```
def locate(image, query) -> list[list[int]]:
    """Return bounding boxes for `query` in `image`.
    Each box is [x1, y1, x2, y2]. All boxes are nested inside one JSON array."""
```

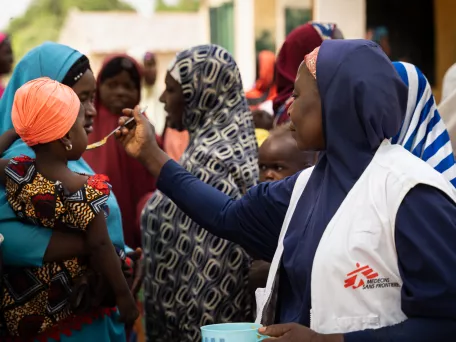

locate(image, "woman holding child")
[[0, 42, 138, 341]]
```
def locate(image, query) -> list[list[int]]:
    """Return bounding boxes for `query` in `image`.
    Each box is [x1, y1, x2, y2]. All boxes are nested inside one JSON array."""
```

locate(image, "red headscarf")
[[273, 23, 332, 114], [84, 54, 158, 249]]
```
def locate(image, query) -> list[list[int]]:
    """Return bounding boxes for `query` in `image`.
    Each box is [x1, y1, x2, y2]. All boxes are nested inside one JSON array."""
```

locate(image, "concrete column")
[[234, 0, 256, 89], [313, 0, 366, 39], [275, 0, 286, 53], [199, 0, 211, 44]]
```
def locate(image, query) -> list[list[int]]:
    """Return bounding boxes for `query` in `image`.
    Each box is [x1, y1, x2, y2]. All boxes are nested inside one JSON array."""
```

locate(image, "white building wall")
[[234, 0, 256, 89], [313, 0, 366, 39]]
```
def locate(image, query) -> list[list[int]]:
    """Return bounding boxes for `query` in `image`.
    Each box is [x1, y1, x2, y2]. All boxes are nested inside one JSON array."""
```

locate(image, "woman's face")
[[66, 104, 88, 160], [72, 69, 97, 134], [0, 38, 13, 75], [160, 72, 185, 131], [99, 70, 139, 115], [288, 62, 325, 151]]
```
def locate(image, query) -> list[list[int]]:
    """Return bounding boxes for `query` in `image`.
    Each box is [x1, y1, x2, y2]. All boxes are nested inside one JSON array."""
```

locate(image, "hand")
[[126, 248, 144, 297], [116, 292, 140, 328], [259, 324, 343, 342], [115, 106, 170, 177], [115, 106, 158, 162]]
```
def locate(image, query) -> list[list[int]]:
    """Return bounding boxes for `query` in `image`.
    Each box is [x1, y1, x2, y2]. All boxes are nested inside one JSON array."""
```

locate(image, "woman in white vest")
[[116, 39, 456, 341]]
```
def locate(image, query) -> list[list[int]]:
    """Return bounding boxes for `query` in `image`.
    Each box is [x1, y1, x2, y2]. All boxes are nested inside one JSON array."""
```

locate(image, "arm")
[[0, 129, 19, 182], [44, 231, 88, 262], [86, 213, 131, 296], [117, 107, 294, 259], [86, 212, 138, 324], [158, 159, 297, 261], [0, 129, 19, 154], [343, 185, 456, 342]]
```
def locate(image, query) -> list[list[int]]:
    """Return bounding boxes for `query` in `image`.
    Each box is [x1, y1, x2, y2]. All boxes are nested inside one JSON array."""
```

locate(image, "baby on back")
[[0, 78, 138, 337]]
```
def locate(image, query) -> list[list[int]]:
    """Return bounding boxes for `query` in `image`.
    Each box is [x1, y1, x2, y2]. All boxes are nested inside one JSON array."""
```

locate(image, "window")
[[285, 7, 312, 36]]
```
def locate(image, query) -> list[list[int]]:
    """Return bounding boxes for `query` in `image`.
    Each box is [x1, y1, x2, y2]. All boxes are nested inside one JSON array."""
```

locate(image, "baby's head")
[[259, 123, 317, 182], [252, 109, 273, 130], [12, 77, 87, 161]]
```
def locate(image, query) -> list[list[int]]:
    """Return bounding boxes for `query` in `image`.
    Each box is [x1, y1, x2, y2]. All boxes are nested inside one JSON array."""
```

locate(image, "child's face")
[[259, 134, 315, 182], [67, 104, 88, 160]]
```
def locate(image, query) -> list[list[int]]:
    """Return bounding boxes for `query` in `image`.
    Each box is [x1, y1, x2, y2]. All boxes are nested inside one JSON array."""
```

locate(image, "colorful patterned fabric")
[[142, 44, 259, 342], [309, 22, 337, 41], [1, 156, 111, 338], [0, 41, 126, 342]]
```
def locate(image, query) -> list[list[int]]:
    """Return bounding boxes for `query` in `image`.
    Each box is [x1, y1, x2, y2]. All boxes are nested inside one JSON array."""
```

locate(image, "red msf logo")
[[344, 263, 379, 289]]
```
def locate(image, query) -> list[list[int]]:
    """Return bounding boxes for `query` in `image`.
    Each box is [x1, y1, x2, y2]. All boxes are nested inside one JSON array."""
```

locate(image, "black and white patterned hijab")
[[168, 44, 259, 192]]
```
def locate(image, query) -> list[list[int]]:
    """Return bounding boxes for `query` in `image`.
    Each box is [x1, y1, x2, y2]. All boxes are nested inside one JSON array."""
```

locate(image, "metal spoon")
[[86, 107, 147, 150]]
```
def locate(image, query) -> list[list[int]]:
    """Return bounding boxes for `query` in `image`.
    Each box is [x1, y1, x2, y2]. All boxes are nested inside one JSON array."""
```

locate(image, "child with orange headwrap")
[[0, 77, 138, 338]]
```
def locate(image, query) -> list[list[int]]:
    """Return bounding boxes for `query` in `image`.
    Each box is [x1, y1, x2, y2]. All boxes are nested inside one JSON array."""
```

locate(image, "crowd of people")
[[0, 19, 455, 342]]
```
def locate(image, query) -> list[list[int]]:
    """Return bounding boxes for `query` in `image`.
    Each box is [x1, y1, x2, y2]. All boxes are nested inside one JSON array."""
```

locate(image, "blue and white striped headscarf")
[[392, 61, 456, 186]]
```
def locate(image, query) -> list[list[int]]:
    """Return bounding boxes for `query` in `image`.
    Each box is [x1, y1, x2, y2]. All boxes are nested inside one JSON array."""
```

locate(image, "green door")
[[209, 1, 235, 55]]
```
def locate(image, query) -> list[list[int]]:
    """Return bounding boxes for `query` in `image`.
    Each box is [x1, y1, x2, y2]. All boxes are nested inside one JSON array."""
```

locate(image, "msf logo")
[[344, 263, 379, 289]]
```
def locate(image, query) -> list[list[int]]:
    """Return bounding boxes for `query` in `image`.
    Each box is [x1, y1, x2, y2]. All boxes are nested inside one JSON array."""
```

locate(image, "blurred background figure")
[[253, 109, 273, 131], [442, 63, 456, 102], [439, 63, 456, 153], [252, 109, 274, 147], [0, 33, 13, 99], [141, 51, 166, 135], [84, 54, 158, 249], [273, 22, 342, 126], [246, 50, 276, 115], [366, 26, 391, 58]]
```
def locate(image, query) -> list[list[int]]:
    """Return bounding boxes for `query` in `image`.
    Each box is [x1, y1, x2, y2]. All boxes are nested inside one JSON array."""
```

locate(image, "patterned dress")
[[1, 156, 111, 338], [142, 45, 259, 342]]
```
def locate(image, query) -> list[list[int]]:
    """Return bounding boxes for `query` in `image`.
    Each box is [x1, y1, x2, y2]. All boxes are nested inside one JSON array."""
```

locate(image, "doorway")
[[366, 0, 435, 84]]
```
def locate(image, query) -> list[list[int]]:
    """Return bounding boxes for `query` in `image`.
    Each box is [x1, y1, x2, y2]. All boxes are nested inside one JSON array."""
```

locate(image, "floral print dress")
[[1, 156, 112, 338]]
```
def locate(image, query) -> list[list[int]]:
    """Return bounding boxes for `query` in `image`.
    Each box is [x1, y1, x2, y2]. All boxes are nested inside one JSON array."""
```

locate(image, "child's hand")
[[116, 292, 139, 327]]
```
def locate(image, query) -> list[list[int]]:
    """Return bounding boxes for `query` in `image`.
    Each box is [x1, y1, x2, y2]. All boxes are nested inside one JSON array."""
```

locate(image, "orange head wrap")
[[12, 77, 80, 146]]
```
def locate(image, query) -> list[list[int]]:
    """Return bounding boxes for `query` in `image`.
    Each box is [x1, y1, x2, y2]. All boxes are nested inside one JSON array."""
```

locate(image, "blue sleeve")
[[344, 184, 456, 341], [157, 159, 296, 261], [0, 140, 51, 267], [0, 190, 52, 267]]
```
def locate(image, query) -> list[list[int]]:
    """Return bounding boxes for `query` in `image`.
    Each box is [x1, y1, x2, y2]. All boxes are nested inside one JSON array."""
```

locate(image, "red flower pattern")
[[8, 156, 34, 177], [87, 174, 110, 195], [13, 155, 33, 163], [31, 193, 57, 220]]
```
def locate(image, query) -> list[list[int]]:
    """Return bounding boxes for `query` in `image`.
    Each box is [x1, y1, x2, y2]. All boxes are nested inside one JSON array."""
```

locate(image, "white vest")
[[255, 140, 456, 334]]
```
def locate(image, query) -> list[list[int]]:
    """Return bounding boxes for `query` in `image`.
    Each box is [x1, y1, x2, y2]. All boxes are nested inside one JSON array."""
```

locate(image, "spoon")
[[86, 107, 147, 150]]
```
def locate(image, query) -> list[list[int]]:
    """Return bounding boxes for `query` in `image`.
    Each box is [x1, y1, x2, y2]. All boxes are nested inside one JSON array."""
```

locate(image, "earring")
[[66, 144, 73, 151]]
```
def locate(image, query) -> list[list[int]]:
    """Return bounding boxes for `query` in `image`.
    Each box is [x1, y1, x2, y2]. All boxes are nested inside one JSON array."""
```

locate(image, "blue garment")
[[0, 42, 126, 342], [278, 40, 407, 326], [392, 61, 456, 186], [153, 39, 456, 341], [158, 160, 456, 341]]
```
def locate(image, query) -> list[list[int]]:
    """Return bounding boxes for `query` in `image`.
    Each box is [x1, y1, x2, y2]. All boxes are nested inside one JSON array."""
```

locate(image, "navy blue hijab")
[[281, 39, 408, 323]]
